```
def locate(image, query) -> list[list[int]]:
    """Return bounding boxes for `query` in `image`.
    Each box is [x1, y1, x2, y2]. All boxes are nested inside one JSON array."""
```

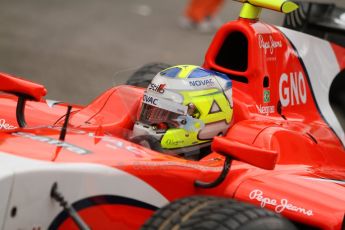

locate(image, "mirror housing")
[[0, 72, 47, 101], [212, 136, 278, 170], [0, 72, 47, 127]]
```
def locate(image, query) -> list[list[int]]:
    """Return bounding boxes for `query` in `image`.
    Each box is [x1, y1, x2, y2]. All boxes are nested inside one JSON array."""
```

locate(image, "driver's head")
[[133, 65, 233, 157]]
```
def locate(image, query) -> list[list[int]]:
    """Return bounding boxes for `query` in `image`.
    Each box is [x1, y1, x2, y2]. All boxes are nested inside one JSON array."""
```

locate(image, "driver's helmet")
[[133, 65, 233, 156]]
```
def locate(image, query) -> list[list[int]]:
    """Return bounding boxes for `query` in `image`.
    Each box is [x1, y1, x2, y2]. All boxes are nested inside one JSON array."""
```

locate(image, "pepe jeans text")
[[249, 189, 313, 216]]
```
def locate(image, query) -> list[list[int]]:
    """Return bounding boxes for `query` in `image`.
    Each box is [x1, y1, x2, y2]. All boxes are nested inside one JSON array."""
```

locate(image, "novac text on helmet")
[[143, 94, 158, 106], [189, 79, 215, 87]]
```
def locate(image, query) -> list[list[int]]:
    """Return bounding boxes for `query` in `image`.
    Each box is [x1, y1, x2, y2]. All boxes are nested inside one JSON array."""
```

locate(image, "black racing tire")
[[141, 196, 296, 230], [126, 63, 171, 87]]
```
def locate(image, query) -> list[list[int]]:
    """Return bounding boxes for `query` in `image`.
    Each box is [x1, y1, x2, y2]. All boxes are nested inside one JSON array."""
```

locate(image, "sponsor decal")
[[189, 79, 215, 87], [165, 139, 184, 146], [143, 95, 158, 105], [279, 72, 307, 107], [266, 56, 277, 62], [256, 104, 275, 115], [258, 35, 282, 55], [88, 133, 149, 157], [132, 161, 223, 171], [13, 132, 91, 155], [0, 119, 16, 130], [249, 189, 313, 216], [148, 83, 165, 94], [263, 90, 270, 103]]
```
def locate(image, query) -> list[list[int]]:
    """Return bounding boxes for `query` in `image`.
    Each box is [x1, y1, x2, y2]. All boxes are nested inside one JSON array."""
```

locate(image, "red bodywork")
[[0, 18, 345, 230]]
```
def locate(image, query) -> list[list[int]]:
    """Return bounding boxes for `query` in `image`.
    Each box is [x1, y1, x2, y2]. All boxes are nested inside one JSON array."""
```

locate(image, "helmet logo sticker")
[[143, 92, 188, 115], [143, 94, 158, 106], [174, 115, 205, 132], [148, 83, 166, 94], [189, 78, 215, 87], [209, 100, 222, 114]]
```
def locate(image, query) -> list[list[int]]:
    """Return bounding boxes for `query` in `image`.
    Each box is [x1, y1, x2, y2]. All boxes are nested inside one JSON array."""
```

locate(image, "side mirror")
[[0, 72, 47, 127], [0, 72, 47, 101], [212, 136, 278, 170]]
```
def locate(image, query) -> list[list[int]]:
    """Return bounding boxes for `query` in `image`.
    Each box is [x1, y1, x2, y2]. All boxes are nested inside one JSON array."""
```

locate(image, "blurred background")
[[0, 0, 344, 104]]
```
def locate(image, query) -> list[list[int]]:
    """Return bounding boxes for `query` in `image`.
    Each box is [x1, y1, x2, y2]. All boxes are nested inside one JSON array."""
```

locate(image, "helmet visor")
[[139, 103, 181, 128], [138, 92, 189, 128]]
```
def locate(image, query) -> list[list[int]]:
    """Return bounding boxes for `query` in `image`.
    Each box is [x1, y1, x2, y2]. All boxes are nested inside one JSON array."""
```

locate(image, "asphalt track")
[[0, 0, 343, 104]]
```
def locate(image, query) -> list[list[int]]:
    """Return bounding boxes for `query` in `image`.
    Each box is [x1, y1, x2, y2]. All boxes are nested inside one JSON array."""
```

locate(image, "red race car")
[[0, 0, 344, 229]]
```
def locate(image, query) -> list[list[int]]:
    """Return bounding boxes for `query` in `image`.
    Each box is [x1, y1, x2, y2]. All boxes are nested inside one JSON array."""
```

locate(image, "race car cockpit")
[[130, 65, 233, 159]]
